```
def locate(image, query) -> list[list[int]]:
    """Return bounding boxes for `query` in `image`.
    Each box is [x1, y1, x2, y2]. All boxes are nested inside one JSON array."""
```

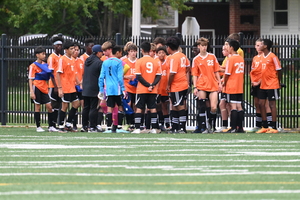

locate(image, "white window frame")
[[273, 0, 288, 27]]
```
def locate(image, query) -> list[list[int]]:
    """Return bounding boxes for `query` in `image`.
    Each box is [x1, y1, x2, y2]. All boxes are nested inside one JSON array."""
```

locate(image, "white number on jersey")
[[146, 62, 153, 73], [235, 62, 244, 74], [180, 57, 187, 68], [207, 60, 214, 66]]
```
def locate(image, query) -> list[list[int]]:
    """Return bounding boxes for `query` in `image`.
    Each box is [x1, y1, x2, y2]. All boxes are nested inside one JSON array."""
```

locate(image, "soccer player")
[[256, 39, 282, 133], [166, 36, 190, 133], [155, 46, 170, 131], [123, 44, 138, 130], [82, 45, 103, 132], [132, 41, 162, 134], [80, 38, 94, 62], [56, 41, 81, 132], [28, 46, 58, 132], [223, 39, 245, 133], [47, 36, 63, 128], [98, 45, 128, 133], [192, 37, 222, 133], [72, 43, 84, 131], [249, 39, 272, 132]]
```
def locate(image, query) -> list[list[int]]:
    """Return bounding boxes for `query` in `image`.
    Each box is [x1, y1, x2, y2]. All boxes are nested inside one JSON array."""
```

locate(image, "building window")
[[274, 0, 288, 26]]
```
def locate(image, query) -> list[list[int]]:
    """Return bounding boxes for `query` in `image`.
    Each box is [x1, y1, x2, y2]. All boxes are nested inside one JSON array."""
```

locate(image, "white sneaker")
[[96, 125, 103, 132], [48, 126, 58, 132], [140, 129, 150, 134], [150, 129, 161, 134], [132, 129, 141, 134], [36, 127, 45, 132], [215, 127, 227, 133]]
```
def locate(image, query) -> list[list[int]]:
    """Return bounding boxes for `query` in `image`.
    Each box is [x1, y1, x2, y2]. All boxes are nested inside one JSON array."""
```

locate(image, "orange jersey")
[[28, 62, 49, 94], [260, 52, 281, 90], [135, 55, 161, 94], [47, 52, 61, 88], [168, 52, 190, 92], [250, 55, 262, 83], [74, 58, 84, 83], [57, 55, 76, 93], [80, 53, 89, 63], [123, 57, 137, 94], [224, 54, 244, 94], [156, 57, 169, 96], [192, 53, 220, 92]]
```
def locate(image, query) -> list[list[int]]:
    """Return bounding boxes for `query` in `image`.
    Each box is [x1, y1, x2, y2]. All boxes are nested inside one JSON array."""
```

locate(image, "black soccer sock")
[[206, 106, 211, 125], [231, 110, 238, 130], [117, 111, 125, 126], [48, 112, 54, 127], [270, 121, 277, 129], [256, 113, 262, 128], [58, 110, 66, 126], [67, 107, 78, 124], [163, 115, 170, 128], [210, 111, 217, 130], [267, 113, 272, 126], [178, 109, 187, 131], [237, 110, 244, 130], [134, 113, 143, 129], [262, 120, 268, 128], [34, 112, 41, 128], [97, 112, 104, 125], [171, 110, 179, 131], [198, 99, 206, 130], [222, 120, 228, 127], [106, 113, 113, 127], [151, 113, 158, 129], [52, 109, 59, 127], [73, 112, 78, 128], [146, 111, 151, 129]]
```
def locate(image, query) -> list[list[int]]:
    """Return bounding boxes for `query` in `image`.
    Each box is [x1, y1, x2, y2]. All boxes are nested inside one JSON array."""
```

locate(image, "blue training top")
[[98, 57, 125, 96]]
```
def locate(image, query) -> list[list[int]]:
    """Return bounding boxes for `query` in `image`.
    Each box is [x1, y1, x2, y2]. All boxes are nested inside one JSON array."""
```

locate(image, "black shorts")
[[226, 93, 243, 104], [49, 87, 60, 102], [220, 92, 227, 101], [169, 89, 188, 106], [106, 95, 122, 108], [135, 94, 157, 109], [32, 86, 51, 105], [127, 92, 136, 104], [62, 92, 79, 103], [258, 89, 280, 101], [157, 95, 169, 104], [77, 91, 83, 101], [251, 85, 260, 97]]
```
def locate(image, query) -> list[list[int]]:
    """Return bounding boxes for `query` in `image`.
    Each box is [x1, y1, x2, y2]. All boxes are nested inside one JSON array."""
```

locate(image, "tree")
[[0, 0, 191, 36]]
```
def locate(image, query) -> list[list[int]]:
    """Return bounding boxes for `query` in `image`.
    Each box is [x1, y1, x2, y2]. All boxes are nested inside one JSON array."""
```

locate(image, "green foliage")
[[0, 0, 192, 36]]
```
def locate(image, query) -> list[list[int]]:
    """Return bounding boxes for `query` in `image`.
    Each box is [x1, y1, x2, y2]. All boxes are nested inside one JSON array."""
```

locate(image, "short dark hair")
[[74, 43, 81, 50], [84, 38, 94, 46], [112, 45, 122, 55], [34, 46, 46, 55], [227, 33, 240, 41], [262, 39, 273, 51], [153, 37, 166, 46], [127, 44, 137, 52], [166, 36, 181, 51], [63, 40, 75, 50], [156, 46, 167, 54], [228, 39, 240, 52], [140, 41, 151, 53]]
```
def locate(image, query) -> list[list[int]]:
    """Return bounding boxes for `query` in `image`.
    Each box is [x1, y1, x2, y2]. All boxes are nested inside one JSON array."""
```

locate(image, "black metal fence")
[[0, 33, 299, 128]]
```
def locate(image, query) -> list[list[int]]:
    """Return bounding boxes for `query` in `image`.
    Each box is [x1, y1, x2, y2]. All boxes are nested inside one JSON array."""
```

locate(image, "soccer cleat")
[[96, 125, 103, 132], [140, 129, 150, 134], [222, 127, 231, 133], [177, 130, 187, 134], [247, 127, 260, 133], [36, 127, 45, 132], [58, 128, 67, 133], [266, 128, 278, 133], [201, 129, 212, 134], [193, 128, 202, 133], [116, 129, 130, 133], [159, 125, 167, 132], [88, 128, 100, 133], [48, 126, 58, 132], [64, 123, 73, 131], [215, 127, 227, 133], [237, 128, 245, 133], [256, 127, 269, 133], [132, 129, 141, 134], [80, 126, 88, 132], [150, 129, 161, 134]]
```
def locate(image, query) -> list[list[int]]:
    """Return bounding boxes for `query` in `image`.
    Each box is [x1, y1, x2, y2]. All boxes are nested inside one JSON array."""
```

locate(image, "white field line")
[[0, 144, 296, 149], [239, 152, 300, 156], [1, 159, 300, 164], [1, 171, 300, 176], [1, 190, 300, 195], [1, 164, 300, 169]]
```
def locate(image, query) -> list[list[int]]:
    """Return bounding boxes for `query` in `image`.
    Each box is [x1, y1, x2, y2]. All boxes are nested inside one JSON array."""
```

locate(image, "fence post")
[[116, 33, 122, 45], [238, 32, 244, 46], [1, 34, 7, 125], [176, 32, 182, 40]]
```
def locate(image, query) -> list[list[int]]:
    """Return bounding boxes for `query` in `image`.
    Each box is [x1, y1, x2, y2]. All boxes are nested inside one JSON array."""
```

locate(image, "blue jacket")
[[98, 57, 125, 96]]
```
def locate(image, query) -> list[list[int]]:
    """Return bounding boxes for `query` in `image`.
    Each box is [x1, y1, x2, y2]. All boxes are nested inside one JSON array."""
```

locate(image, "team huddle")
[[28, 33, 282, 134]]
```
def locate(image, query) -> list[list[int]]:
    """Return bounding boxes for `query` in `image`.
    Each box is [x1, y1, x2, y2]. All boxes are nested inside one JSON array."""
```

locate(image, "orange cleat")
[[256, 127, 269, 133], [266, 128, 279, 133]]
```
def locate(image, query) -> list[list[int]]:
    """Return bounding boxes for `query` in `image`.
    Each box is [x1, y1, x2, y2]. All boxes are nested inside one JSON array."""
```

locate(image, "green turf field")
[[0, 127, 300, 200]]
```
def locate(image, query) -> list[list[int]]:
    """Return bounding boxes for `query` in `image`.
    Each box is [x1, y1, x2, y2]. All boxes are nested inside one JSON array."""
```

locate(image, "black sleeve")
[[152, 75, 161, 86], [136, 74, 151, 87]]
